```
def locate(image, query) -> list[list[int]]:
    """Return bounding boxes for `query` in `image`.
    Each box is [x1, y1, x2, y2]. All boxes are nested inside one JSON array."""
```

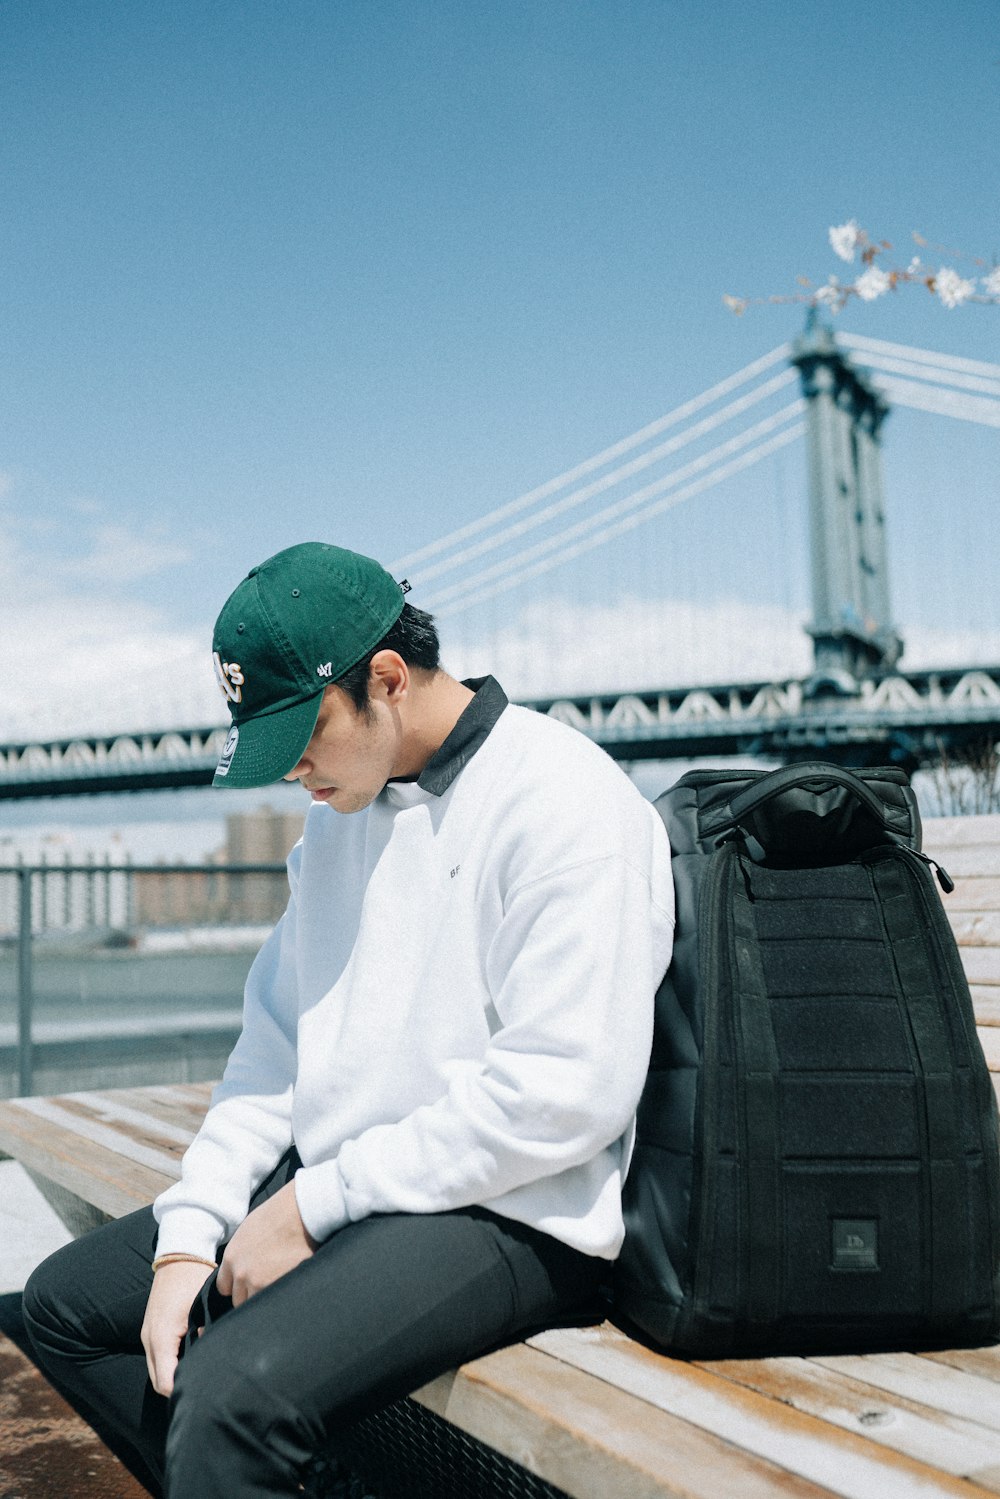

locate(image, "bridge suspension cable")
[[873, 377, 1000, 428], [399, 331, 995, 626], [838, 333, 1000, 382], [852, 354, 1000, 399], [428, 405, 806, 618], [410, 368, 798, 587], [837, 334, 1000, 426], [386, 343, 792, 576]]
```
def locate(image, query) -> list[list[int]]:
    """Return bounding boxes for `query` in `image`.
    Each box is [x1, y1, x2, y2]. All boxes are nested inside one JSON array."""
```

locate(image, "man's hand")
[[216, 1181, 318, 1307], [141, 1260, 215, 1398]]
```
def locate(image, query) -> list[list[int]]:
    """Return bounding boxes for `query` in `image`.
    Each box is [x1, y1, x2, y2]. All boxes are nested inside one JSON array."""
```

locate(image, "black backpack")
[[615, 762, 1000, 1355]]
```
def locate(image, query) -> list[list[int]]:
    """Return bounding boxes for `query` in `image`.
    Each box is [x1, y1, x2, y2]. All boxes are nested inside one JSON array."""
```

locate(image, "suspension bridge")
[[3, 323, 998, 800]]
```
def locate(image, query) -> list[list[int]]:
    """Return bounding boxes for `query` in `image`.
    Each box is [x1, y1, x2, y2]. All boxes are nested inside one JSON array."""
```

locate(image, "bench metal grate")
[[304, 1394, 572, 1499]]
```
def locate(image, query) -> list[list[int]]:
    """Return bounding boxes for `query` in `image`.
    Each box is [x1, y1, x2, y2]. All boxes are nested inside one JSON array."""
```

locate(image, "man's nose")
[[282, 758, 307, 782]]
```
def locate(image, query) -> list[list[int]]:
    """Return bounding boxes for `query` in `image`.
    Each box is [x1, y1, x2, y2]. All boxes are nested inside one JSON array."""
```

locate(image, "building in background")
[[225, 807, 304, 864], [0, 807, 306, 939], [132, 856, 228, 930], [134, 805, 304, 930], [220, 806, 305, 926]]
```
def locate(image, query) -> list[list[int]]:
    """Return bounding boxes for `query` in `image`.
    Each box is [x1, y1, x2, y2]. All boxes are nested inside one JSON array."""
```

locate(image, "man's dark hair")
[[335, 602, 441, 713]]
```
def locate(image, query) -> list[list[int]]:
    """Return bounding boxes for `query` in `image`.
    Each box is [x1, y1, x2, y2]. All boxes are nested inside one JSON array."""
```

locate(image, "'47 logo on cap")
[[213, 652, 245, 704]]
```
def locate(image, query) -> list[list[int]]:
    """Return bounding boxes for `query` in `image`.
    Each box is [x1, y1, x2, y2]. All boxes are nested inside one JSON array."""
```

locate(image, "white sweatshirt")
[[154, 693, 674, 1263]]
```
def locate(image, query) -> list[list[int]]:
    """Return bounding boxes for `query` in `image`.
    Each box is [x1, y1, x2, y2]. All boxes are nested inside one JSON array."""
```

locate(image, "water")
[[0, 946, 255, 1098]]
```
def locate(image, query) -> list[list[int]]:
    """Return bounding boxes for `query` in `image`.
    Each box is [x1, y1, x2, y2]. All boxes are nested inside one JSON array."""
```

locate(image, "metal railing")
[[0, 861, 286, 1096]]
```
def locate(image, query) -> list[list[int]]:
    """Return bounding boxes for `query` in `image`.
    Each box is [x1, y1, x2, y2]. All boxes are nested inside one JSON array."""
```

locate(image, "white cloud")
[[902, 625, 1000, 672], [439, 592, 1000, 700], [2, 595, 225, 740], [0, 507, 221, 741], [55, 524, 192, 585], [440, 593, 814, 698]]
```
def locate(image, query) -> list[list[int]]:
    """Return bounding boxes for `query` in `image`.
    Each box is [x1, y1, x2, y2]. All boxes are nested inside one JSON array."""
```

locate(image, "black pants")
[[22, 1150, 605, 1499]]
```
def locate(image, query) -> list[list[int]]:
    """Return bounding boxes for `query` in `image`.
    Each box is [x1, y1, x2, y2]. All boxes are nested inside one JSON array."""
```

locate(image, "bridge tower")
[[792, 319, 903, 686]]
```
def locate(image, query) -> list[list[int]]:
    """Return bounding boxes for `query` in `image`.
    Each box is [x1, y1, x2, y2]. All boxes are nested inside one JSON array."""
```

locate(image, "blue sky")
[[2, 0, 998, 761]]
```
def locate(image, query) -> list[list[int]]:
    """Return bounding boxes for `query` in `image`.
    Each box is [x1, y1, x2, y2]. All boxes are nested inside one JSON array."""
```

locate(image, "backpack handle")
[[727, 763, 889, 827]]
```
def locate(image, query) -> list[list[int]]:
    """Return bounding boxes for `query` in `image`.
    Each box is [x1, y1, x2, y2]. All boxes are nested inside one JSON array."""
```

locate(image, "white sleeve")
[[152, 848, 302, 1262], [293, 853, 673, 1243]]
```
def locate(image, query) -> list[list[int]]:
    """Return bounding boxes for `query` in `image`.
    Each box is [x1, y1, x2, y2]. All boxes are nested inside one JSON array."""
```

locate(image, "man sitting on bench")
[[23, 541, 674, 1499]]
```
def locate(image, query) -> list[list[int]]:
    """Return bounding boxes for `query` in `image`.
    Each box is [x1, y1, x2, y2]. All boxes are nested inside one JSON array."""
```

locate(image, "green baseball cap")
[[211, 542, 406, 788]]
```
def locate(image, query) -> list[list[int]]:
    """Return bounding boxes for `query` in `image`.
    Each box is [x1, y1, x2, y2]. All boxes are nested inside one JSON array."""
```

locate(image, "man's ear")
[[368, 650, 409, 704]]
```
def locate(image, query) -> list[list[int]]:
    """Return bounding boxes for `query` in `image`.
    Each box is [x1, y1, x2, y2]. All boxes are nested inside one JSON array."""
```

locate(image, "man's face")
[[282, 684, 401, 814]]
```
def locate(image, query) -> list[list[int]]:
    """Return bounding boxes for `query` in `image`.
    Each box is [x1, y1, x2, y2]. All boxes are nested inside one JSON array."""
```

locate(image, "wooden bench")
[[3, 812, 1000, 1499]]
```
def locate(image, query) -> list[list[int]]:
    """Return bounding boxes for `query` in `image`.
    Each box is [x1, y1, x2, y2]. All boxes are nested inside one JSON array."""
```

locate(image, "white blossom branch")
[[725, 224, 1000, 316]]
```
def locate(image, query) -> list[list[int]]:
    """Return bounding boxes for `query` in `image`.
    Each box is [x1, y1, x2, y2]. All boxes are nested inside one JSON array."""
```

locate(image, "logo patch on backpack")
[[831, 1218, 879, 1271]]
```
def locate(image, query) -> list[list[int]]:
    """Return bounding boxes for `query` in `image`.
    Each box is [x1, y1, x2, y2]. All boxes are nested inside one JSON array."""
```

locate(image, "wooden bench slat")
[[944, 878, 1000, 912], [691, 1352, 1000, 1483], [973, 988, 1000, 1026], [528, 1326, 997, 1499], [98, 1082, 214, 1134], [967, 950, 1000, 985], [923, 817, 1000, 849], [54, 1090, 200, 1150], [0, 1102, 172, 1217], [12, 1096, 186, 1178], [921, 847, 1000, 879], [418, 1342, 840, 1499], [949, 912, 1000, 947], [977, 1028, 1000, 1071], [920, 1345, 1000, 1383], [808, 1352, 1000, 1436]]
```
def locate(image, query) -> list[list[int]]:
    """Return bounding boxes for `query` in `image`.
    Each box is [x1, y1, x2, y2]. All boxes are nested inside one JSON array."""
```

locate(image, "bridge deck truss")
[[1, 666, 999, 798]]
